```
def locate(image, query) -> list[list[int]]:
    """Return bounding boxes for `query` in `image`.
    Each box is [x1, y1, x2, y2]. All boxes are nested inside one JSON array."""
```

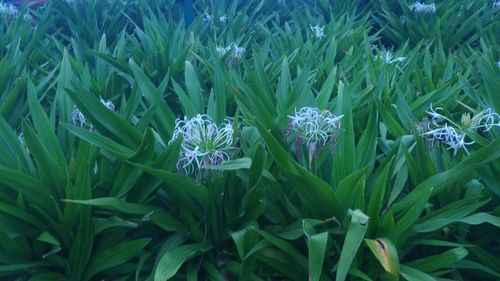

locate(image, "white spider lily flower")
[[409, 2, 436, 14], [493, 1, 500, 9], [288, 107, 342, 168], [422, 104, 500, 155], [378, 51, 407, 64], [18, 132, 24, 144], [475, 108, 500, 132], [421, 124, 474, 155], [289, 107, 343, 146], [230, 43, 246, 59], [217, 43, 245, 60], [203, 12, 213, 23], [310, 25, 326, 39], [422, 104, 475, 155], [0, 3, 32, 22], [219, 15, 228, 23], [444, 130, 474, 155], [99, 97, 115, 111], [497, 60, 500, 68], [0, 3, 19, 17], [216, 45, 231, 56], [426, 104, 460, 128], [169, 114, 235, 175], [71, 106, 87, 127]]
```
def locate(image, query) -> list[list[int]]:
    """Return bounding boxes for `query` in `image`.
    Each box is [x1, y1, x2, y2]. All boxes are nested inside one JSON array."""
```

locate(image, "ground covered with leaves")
[[1, 0, 500, 280]]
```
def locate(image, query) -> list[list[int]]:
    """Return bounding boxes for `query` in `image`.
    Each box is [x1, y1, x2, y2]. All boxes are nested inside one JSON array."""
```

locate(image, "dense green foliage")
[[1, 0, 500, 280]]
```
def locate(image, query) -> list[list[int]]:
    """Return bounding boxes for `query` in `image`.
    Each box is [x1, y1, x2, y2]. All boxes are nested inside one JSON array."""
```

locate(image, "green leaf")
[[67, 93, 139, 149], [184, 61, 205, 113], [36, 231, 61, 259], [308, 232, 328, 281], [367, 157, 393, 236], [316, 67, 337, 109], [64, 197, 185, 232], [336, 167, 367, 210], [400, 265, 436, 281], [394, 138, 500, 213], [414, 212, 500, 232], [154, 243, 211, 281], [334, 81, 355, 181], [336, 209, 369, 281], [251, 226, 308, 270], [27, 78, 65, 164], [0, 262, 50, 273], [255, 121, 298, 174], [171, 78, 197, 118], [62, 123, 135, 159], [84, 238, 151, 281], [29, 272, 68, 281], [22, 122, 66, 199], [406, 247, 469, 273], [129, 60, 175, 135], [204, 158, 252, 170], [365, 238, 400, 278]]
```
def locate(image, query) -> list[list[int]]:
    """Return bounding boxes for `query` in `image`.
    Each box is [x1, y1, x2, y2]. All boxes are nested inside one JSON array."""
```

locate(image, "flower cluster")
[[0, 3, 18, 17], [409, 2, 437, 14], [310, 25, 326, 39], [420, 105, 500, 155], [0, 2, 33, 22], [494, 0, 500, 9], [287, 107, 343, 168], [216, 43, 245, 60], [203, 12, 228, 24], [288, 107, 343, 146], [71, 97, 115, 128], [377, 51, 407, 64], [168, 114, 236, 175]]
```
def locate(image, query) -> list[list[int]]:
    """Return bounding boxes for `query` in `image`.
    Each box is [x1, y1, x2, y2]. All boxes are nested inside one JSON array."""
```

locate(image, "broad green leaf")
[[29, 272, 68, 281], [407, 247, 469, 273], [365, 238, 399, 278], [204, 158, 252, 170], [413, 212, 500, 233], [0, 262, 50, 273], [27, 79, 65, 164], [62, 123, 135, 159], [334, 81, 355, 181], [336, 209, 369, 281], [22, 122, 66, 199], [400, 265, 436, 281], [84, 238, 151, 281], [394, 138, 500, 213], [36, 231, 61, 259], [66, 86, 142, 149], [308, 232, 328, 281], [154, 243, 211, 281], [367, 157, 393, 236], [251, 226, 308, 270], [316, 67, 337, 109], [184, 61, 204, 113], [64, 198, 185, 232], [255, 121, 298, 174]]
